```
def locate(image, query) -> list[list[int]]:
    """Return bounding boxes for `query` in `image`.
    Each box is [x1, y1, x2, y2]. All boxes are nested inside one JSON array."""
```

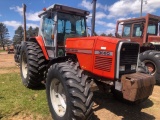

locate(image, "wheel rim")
[[50, 78, 66, 117], [22, 52, 28, 79], [144, 60, 156, 75]]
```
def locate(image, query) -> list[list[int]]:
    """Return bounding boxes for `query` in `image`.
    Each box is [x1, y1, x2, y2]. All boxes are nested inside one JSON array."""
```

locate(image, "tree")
[[0, 23, 9, 50], [27, 26, 34, 38], [100, 33, 107, 36], [33, 27, 39, 36], [27, 26, 39, 39], [13, 26, 24, 45], [94, 32, 98, 36], [107, 33, 113, 37]]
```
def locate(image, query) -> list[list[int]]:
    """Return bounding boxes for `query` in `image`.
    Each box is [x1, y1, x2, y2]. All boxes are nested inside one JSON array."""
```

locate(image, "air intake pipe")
[[91, 0, 97, 36]]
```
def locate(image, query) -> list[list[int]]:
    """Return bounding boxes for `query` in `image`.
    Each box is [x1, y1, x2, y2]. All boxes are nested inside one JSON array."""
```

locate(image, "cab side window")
[[133, 24, 142, 37], [42, 17, 54, 46], [76, 19, 86, 36], [148, 24, 156, 34], [122, 24, 131, 37]]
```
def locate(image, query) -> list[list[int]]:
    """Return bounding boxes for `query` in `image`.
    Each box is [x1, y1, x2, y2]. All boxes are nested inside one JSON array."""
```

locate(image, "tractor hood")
[[66, 36, 124, 48], [66, 36, 136, 80]]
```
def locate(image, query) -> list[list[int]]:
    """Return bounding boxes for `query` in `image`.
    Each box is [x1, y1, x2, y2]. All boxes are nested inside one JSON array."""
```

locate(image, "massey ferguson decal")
[[95, 50, 113, 56]]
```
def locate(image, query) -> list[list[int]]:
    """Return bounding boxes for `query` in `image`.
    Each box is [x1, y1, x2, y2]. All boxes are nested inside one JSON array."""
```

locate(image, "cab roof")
[[38, 4, 90, 17], [117, 13, 160, 24]]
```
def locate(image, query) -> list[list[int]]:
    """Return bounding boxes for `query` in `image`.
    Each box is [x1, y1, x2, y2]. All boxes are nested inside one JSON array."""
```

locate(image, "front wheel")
[[46, 62, 94, 120]]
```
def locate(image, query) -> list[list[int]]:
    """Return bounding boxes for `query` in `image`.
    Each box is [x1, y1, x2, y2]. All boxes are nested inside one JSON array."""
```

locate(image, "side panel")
[[66, 37, 119, 80], [66, 38, 95, 72], [93, 39, 117, 80], [35, 36, 49, 60]]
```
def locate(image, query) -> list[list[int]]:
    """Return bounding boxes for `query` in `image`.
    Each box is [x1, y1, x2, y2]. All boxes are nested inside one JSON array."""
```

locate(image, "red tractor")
[[116, 14, 160, 84], [16, 3, 155, 120]]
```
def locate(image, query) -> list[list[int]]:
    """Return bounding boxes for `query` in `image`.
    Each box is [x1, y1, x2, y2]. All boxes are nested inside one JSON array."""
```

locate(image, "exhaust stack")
[[91, 0, 97, 36], [23, 4, 27, 41]]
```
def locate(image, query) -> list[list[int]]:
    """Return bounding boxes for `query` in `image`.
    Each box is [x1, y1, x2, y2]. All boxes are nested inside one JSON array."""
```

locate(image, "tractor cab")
[[115, 14, 160, 52], [38, 4, 89, 58]]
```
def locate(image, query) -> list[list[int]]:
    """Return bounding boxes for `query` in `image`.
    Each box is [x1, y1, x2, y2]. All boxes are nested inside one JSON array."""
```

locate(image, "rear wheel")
[[139, 50, 160, 84], [20, 41, 46, 88], [46, 62, 94, 120], [137, 60, 149, 74], [14, 44, 21, 63]]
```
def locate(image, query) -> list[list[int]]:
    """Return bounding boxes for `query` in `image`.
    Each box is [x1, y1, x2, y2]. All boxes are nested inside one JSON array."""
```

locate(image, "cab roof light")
[[43, 8, 46, 11]]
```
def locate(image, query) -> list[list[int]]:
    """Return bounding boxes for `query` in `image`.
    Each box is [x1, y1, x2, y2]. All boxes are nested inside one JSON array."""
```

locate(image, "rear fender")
[[28, 36, 49, 60]]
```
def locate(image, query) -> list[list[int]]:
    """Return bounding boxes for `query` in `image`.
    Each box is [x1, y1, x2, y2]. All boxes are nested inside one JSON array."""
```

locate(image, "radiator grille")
[[119, 43, 139, 77], [94, 56, 112, 72], [120, 43, 139, 65]]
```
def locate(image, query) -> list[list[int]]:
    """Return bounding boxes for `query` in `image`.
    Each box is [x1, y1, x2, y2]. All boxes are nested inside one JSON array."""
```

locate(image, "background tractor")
[[6, 43, 14, 54], [116, 14, 160, 84], [14, 1, 155, 120]]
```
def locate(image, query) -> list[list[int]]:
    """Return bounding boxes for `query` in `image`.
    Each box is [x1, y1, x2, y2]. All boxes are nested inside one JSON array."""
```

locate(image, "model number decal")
[[95, 50, 113, 56]]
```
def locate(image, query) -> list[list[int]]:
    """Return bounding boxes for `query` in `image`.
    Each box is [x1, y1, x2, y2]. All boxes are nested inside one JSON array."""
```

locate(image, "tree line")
[[13, 26, 39, 45], [0, 22, 39, 50]]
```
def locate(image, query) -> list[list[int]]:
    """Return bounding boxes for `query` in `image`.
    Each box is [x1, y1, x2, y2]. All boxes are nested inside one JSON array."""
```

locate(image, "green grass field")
[[0, 72, 51, 120], [0, 50, 5, 53]]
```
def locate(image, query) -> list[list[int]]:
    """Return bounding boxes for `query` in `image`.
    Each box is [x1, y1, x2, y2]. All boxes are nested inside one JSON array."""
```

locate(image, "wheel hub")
[[144, 60, 156, 75], [50, 79, 66, 117], [22, 53, 28, 79]]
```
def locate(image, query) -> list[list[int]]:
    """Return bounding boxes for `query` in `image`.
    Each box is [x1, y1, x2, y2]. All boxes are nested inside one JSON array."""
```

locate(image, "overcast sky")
[[0, 0, 160, 39]]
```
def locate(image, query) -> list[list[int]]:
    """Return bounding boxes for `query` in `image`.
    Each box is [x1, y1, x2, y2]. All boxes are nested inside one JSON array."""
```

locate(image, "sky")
[[0, 0, 160, 40]]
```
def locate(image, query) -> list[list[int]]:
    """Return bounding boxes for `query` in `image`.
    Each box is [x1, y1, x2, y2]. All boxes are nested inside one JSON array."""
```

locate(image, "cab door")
[[41, 14, 55, 58]]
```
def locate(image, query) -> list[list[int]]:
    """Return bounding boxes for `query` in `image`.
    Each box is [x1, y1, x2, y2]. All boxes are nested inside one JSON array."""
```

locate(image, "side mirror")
[[51, 34, 54, 40]]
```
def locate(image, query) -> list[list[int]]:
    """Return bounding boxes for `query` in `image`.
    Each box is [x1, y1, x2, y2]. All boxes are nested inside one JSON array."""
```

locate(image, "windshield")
[[122, 24, 131, 37], [58, 12, 86, 35], [57, 12, 86, 46]]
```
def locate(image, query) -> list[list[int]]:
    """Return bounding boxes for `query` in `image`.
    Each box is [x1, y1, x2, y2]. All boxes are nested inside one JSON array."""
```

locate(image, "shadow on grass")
[[30, 84, 46, 90], [92, 91, 155, 120]]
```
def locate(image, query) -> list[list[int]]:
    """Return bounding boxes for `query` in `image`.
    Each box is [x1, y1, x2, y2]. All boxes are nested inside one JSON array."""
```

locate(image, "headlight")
[[131, 65, 137, 70], [120, 66, 125, 71]]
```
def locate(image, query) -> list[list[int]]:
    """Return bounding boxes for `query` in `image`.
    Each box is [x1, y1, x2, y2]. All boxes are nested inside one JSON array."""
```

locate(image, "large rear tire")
[[20, 41, 46, 88], [139, 50, 160, 84], [137, 60, 149, 74], [14, 44, 21, 63], [46, 62, 94, 120]]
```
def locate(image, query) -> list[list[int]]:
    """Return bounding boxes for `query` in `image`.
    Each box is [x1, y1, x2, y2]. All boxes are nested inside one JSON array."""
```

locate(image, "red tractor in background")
[[116, 14, 160, 84], [14, 1, 155, 120]]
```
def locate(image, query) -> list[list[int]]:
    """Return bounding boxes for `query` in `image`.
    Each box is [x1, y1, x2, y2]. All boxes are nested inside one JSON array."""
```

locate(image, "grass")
[[0, 72, 51, 120], [0, 50, 5, 53]]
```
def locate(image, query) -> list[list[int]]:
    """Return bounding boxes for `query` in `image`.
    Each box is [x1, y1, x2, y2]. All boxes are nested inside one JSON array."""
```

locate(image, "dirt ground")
[[0, 52, 160, 120], [0, 52, 19, 74]]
